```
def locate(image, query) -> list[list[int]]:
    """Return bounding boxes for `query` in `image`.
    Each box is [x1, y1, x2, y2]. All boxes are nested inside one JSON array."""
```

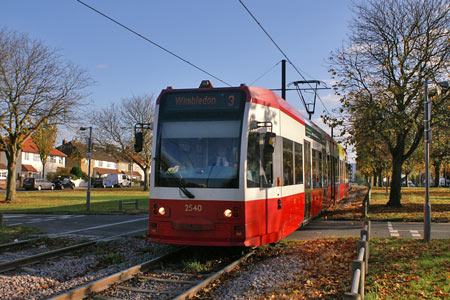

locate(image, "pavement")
[[2, 214, 449, 241], [284, 219, 450, 240]]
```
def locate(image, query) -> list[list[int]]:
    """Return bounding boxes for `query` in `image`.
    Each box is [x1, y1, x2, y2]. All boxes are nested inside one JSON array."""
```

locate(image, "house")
[[57, 140, 143, 181], [0, 138, 67, 188]]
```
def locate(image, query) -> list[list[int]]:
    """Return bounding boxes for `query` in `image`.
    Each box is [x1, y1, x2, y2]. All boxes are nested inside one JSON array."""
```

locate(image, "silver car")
[[23, 178, 55, 190]]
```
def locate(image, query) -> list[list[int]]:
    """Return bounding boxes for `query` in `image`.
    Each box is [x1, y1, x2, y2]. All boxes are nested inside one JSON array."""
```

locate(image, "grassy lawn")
[[324, 187, 450, 222], [366, 238, 450, 299], [0, 226, 45, 244], [368, 187, 450, 222], [0, 188, 149, 214]]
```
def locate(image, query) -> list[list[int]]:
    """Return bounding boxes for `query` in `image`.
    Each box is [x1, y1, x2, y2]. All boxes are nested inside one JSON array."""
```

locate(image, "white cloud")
[[320, 93, 341, 106]]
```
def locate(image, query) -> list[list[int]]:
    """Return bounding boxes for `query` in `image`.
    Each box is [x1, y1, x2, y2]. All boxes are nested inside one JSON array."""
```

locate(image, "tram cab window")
[[156, 120, 241, 188], [247, 132, 273, 188]]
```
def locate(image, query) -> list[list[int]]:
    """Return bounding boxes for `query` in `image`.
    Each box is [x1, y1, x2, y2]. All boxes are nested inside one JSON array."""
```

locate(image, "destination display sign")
[[305, 124, 325, 145], [160, 90, 245, 114]]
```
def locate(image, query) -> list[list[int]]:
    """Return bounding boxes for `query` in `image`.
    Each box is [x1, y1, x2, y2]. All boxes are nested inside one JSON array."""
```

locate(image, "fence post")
[[344, 293, 361, 300], [0, 212, 3, 226], [135, 200, 139, 209], [358, 240, 369, 274], [119, 201, 123, 211], [353, 260, 365, 300]]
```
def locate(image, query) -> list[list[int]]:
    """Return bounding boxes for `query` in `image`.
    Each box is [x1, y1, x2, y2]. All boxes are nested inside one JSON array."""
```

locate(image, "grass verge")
[[0, 188, 149, 214], [366, 238, 450, 299], [323, 187, 450, 222], [0, 225, 45, 244]]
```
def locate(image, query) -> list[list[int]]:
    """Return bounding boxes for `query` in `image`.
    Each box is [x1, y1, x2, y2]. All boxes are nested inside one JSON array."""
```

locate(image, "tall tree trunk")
[[433, 162, 441, 187], [143, 167, 149, 191], [5, 151, 19, 202], [42, 161, 46, 179], [387, 154, 403, 207], [376, 168, 383, 187], [373, 171, 378, 187]]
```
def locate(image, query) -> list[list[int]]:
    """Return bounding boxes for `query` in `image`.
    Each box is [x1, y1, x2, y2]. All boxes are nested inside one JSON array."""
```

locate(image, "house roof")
[[121, 170, 142, 177], [23, 139, 67, 157], [22, 164, 38, 172], [57, 140, 132, 163], [0, 163, 6, 170], [93, 167, 120, 175]]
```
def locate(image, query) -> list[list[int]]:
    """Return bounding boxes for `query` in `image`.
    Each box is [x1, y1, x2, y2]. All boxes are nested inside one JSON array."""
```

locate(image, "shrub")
[[70, 166, 83, 179]]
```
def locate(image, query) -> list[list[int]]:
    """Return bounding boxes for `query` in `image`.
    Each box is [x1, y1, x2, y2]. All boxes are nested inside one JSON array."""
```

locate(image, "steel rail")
[[0, 241, 96, 273], [0, 236, 43, 251], [172, 250, 255, 300], [48, 247, 184, 300]]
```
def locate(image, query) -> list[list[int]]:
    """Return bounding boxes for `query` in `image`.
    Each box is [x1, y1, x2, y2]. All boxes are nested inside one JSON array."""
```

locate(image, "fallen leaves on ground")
[[259, 238, 355, 299]]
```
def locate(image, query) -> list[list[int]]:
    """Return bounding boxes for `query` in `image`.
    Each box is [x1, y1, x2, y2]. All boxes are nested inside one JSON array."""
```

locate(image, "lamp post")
[[80, 126, 92, 211], [424, 80, 449, 242]]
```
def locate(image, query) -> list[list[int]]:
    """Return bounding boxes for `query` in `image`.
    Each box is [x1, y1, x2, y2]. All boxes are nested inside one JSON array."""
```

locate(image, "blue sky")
[[2, 0, 353, 155]]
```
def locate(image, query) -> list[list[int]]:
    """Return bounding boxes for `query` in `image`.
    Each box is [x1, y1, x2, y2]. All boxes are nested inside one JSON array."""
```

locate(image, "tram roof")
[[157, 84, 307, 126]]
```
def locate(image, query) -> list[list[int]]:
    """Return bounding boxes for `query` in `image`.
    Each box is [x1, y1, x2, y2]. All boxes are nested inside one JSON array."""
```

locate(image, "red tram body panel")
[[147, 83, 348, 247]]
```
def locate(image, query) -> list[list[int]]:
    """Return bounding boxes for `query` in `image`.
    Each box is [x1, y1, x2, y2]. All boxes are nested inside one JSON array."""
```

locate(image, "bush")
[[47, 167, 72, 180], [70, 166, 83, 179]]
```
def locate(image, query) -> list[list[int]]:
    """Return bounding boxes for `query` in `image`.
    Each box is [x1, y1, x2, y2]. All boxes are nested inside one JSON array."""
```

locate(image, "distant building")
[[0, 138, 66, 188], [348, 162, 356, 182], [57, 140, 143, 181]]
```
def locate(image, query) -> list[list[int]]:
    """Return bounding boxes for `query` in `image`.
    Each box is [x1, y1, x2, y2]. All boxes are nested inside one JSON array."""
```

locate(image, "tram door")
[[304, 140, 312, 219]]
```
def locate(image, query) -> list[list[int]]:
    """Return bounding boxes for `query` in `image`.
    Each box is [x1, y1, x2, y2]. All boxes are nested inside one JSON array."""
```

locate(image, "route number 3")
[[185, 204, 203, 212], [228, 95, 235, 106]]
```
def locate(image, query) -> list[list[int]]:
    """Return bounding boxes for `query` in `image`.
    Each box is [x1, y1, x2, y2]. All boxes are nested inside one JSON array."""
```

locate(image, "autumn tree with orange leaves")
[[327, 0, 450, 207]]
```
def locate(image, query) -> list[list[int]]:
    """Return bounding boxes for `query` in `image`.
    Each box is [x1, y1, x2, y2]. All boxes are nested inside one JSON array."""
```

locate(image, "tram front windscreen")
[[155, 90, 246, 189]]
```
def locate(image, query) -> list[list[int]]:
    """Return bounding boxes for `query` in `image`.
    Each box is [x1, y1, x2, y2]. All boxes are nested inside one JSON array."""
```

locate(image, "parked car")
[[93, 177, 106, 188], [105, 174, 131, 188], [51, 177, 75, 190], [401, 180, 415, 187], [23, 178, 55, 191]]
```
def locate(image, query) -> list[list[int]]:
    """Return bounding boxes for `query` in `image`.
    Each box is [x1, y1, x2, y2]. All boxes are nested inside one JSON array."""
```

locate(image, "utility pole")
[[80, 126, 92, 211], [281, 59, 286, 100], [424, 80, 431, 242]]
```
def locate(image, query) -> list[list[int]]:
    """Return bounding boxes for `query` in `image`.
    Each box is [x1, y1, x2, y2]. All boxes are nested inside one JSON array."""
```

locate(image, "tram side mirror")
[[263, 132, 276, 154], [134, 131, 143, 153]]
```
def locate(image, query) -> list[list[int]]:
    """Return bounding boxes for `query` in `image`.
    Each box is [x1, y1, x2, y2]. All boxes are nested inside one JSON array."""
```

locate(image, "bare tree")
[[31, 120, 58, 178], [328, 0, 450, 207], [90, 94, 155, 191], [0, 28, 91, 202]]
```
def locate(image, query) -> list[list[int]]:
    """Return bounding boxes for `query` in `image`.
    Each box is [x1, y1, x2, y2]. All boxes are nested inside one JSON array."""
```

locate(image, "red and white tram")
[[142, 81, 348, 247]]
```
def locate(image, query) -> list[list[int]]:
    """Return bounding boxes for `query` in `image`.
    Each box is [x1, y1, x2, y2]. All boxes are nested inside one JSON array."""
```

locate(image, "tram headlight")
[[158, 206, 166, 216], [224, 209, 233, 218]]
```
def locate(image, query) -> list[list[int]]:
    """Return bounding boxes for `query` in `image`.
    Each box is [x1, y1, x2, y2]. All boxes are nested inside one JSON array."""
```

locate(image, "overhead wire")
[[249, 60, 281, 86], [237, 0, 333, 116], [75, 0, 232, 87]]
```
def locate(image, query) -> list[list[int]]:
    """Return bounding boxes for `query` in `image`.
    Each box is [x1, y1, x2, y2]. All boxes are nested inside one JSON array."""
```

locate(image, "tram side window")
[[247, 133, 260, 187], [294, 142, 303, 184], [312, 149, 322, 188], [282, 138, 294, 186], [322, 149, 328, 187], [247, 132, 272, 188]]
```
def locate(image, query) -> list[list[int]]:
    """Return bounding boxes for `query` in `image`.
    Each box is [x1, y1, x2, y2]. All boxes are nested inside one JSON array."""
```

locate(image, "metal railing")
[[344, 220, 371, 300]]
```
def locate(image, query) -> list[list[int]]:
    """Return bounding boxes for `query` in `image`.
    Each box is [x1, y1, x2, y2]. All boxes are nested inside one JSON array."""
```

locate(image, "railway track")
[[0, 240, 96, 273], [0, 229, 148, 274], [50, 247, 255, 300]]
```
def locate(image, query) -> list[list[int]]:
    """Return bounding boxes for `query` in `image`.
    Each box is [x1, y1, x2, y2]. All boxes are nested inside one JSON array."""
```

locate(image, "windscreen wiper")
[[159, 158, 195, 199]]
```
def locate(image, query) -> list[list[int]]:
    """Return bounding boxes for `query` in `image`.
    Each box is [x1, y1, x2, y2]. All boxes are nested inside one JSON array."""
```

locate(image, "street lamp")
[[424, 80, 449, 242], [80, 126, 92, 211]]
